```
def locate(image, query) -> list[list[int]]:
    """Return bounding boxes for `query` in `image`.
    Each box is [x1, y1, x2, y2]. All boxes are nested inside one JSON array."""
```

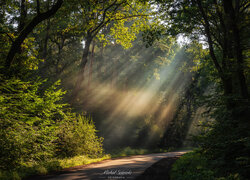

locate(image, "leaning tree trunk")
[[5, 0, 63, 68]]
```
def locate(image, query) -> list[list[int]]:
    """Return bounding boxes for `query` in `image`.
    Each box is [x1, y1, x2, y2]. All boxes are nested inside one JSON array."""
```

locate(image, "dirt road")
[[33, 151, 188, 180]]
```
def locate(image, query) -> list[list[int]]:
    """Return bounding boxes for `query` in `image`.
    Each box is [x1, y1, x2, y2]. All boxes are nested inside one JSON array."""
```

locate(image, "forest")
[[0, 0, 249, 179]]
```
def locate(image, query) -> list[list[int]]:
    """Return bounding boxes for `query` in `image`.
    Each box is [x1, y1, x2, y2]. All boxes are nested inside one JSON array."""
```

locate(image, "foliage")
[[156, 0, 249, 100], [0, 75, 103, 171], [171, 152, 215, 180], [156, 0, 249, 179], [171, 151, 242, 180], [109, 146, 168, 158], [195, 94, 250, 179], [0, 77, 62, 169], [0, 154, 110, 180], [56, 115, 104, 158]]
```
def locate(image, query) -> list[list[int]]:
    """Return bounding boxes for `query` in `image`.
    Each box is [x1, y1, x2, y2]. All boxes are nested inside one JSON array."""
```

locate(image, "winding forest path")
[[33, 151, 189, 180]]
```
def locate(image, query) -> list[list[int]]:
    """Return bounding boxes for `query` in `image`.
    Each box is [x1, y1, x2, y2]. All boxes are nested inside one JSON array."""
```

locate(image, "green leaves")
[[88, 1, 150, 49], [0, 77, 103, 170], [56, 115, 103, 158], [0, 78, 61, 169], [170, 152, 215, 180]]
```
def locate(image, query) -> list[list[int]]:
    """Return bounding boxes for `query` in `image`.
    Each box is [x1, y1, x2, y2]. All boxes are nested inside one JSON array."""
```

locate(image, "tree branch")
[[4, 33, 14, 43], [113, 14, 149, 21], [90, 0, 124, 35]]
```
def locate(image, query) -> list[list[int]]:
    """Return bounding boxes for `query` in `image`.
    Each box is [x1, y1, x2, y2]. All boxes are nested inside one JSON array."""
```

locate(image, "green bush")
[[196, 92, 250, 179], [0, 77, 62, 169], [170, 152, 215, 180], [198, 118, 250, 179], [55, 115, 103, 158], [0, 76, 103, 171], [170, 152, 243, 180]]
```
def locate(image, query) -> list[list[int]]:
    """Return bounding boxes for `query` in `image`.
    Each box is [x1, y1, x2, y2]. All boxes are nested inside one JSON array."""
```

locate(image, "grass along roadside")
[[109, 146, 194, 158], [0, 155, 111, 180], [109, 147, 169, 158]]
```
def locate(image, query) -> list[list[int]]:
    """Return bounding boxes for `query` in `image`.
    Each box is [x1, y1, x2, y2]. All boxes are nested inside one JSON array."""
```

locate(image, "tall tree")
[[156, 1, 249, 177], [70, 0, 150, 101], [157, 0, 249, 110]]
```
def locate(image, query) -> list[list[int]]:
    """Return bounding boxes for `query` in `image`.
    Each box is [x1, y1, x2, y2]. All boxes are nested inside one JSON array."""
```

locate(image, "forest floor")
[[25, 151, 189, 180]]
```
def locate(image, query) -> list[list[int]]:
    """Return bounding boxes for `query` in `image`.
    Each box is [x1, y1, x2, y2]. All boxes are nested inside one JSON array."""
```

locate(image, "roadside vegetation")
[[0, 77, 104, 180], [0, 155, 110, 180], [108, 147, 170, 158], [170, 151, 243, 180]]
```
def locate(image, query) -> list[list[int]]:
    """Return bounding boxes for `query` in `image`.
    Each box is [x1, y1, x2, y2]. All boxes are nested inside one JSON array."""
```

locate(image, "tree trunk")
[[223, 0, 248, 99], [42, 19, 50, 59], [112, 58, 117, 88], [196, 0, 224, 81], [88, 41, 95, 89], [42, 1, 51, 59], [55, 37, 64, 75], [221, 0, 249, 125], [72, 34, 93, 101], [18, 0, 27, 33], [100, 42, 104, 76]]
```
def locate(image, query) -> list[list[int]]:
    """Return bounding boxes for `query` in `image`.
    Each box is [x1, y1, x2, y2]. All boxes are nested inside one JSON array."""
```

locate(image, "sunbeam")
[[66, 40, 195, 149]]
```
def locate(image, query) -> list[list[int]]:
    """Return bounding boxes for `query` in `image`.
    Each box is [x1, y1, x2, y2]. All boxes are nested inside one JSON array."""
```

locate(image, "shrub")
[[55, 115, 103, 158], [0, 76, 103, 170], [170, 151, 243, 180], [170, 152, 215, 180], [0, 77, 62, 169]]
